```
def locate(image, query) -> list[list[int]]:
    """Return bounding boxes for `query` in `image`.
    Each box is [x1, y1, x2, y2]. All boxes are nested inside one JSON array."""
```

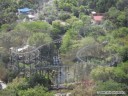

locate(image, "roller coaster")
[[9, 36, 119, 88], [9, 37, 71, 87], [8, 20, 121, 89], [76, 40, 120, 67]]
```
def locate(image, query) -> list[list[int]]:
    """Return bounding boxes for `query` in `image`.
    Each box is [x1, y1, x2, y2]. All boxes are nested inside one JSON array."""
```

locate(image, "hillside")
[[0, 0, 128, 96]]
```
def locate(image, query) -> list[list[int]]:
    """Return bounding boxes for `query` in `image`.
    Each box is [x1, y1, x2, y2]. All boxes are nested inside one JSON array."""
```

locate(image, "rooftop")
[[93, 15, 103, 21], [18, 8, 32, 13]]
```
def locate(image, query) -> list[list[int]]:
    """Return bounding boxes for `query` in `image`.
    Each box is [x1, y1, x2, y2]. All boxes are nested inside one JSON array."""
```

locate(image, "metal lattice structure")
[[9, 38, 70, 86]]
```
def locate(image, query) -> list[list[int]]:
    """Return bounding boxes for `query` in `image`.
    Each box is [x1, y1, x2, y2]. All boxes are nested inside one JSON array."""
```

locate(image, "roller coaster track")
[[76, 33, 119, 67], [76, 44, 104, 62], [9, 34, 61, 65], [9, 29, 119, 89], [76, 45, 90, 63], [76, 24, 105, 63], [9, 36, 71, 85], [11, 38, 62, 55], [10, 37, 62, 64]]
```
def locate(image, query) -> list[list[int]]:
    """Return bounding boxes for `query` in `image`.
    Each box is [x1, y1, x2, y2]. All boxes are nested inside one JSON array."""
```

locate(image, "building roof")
[[93, 16, 103, 22], [18, 8, 32, 13], [28, 14, 35, 18], [91, 11, 96, 14]]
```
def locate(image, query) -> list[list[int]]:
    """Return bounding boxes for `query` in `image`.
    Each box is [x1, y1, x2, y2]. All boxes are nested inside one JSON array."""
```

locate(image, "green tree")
[[0, 24, 12, 32], [18, 0, 38, 9], [28, 74, 52, 88], [88, 0, 117, 12], [0, 77, 53, 96], [18, 85, 53, 96], [116, 0, 128, 10], [28, 33, 52, 46], [103, 20, 115, 31], [60, 30, 71, 53], [79, 13, 91, 25], [52, 20, 69, 36], [96, 80, 127, 95], [114, 62, 128, 85], [0, 32, 12, 49], [107, 7, 127, 27], [15, 21, 52, 33], [0, 0, 18, 26], [0, 65, 7, 81], [90, 66, 114, 82], [58, 11, 71, 21], [117, 12, 126, 26], [58, 0, 77, 12], [72, 6, 79, 17]]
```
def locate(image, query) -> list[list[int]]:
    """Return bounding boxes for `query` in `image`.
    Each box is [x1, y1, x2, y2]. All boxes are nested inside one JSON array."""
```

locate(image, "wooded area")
[[0, 0, 128, 96]]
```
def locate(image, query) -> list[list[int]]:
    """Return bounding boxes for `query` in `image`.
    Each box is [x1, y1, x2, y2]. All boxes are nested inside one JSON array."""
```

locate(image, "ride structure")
[[9, 38, 70, 87]]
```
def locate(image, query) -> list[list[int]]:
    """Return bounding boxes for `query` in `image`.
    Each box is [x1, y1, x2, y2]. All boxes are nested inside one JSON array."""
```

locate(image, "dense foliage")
[[0, 77, 53, 96], [0, 0, 128, 95]]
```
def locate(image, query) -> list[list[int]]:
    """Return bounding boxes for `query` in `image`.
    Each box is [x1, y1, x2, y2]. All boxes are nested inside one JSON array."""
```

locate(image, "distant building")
[[18, 8, 32, 14], [18, 8, 36, 20], [28, 14, 35, 19], [91, 11, 104, 24]]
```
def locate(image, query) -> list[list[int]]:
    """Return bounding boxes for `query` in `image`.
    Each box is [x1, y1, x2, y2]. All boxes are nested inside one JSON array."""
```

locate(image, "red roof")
[[93, 16, 103, 21]]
